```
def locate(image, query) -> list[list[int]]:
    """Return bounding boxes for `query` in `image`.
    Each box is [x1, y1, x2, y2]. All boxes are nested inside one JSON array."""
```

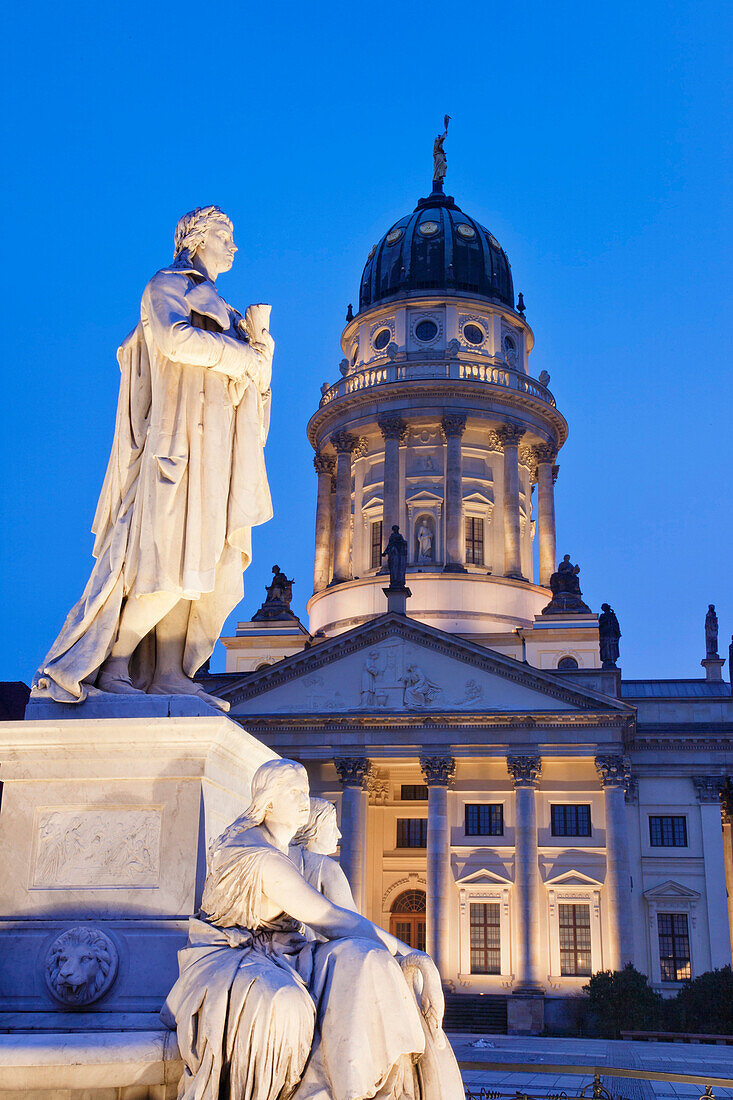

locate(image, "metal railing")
[[464, 1075, 719, 1100], [318, 359, 556, 408]]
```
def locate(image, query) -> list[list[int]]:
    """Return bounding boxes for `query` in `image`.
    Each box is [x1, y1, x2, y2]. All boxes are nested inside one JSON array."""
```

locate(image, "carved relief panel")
[[32, 807, 162, 889]]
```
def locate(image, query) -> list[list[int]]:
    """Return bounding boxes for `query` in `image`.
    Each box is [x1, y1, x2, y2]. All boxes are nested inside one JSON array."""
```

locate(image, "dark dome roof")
[[359, 187, 514, 312]]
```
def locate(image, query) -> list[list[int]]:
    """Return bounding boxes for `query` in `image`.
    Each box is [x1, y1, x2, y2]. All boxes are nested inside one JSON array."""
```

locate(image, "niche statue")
[[32, 207, 273, 711], [162, 758, 464, 1100]]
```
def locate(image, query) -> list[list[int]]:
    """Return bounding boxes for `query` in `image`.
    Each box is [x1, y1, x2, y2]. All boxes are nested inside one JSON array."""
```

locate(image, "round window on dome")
[[417, 221, 439, 237], [415, 319, 438, 343], [373, 328, 391, 351], [463, 323, 484, 346], [456, 223, 476, 240], [386, 228, 404, 246]]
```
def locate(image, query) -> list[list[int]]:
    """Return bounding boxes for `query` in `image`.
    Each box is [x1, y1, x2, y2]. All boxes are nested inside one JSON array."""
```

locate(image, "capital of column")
[[420, 754, 456, 787], [331, 430, 359, 455], [552, 463, 560, 485], [692, 775, 727, 804], [314, 452, 336, 476], [335, 757, 371, 788], [378, 414, 408, 443], [354, 436, 369, 457], [440, 414, 467, 441], [507, 755, 542, 788], [497, 423, 525, 451], [535, 442, 558, 465], [595, 754, 631, 788]]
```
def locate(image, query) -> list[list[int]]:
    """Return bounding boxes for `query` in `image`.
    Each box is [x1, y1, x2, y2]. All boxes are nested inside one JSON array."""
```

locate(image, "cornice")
[[229, 712, 631, 733], [307, 380, 568, 451]]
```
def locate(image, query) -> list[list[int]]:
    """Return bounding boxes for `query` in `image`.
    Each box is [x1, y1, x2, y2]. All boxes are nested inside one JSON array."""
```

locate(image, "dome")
[[359, 187, 514, 312]]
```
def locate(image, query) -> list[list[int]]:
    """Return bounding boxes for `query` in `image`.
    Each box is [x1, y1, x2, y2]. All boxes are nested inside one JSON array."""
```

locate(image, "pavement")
[[448, 1034, 733, 1100]]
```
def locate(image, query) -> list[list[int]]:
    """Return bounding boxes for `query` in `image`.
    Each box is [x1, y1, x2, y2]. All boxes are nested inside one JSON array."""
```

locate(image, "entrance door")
[[389, 889, 427, 951]]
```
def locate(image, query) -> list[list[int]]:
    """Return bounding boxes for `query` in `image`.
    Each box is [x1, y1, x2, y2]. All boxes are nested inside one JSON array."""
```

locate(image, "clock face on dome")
[[386, 228, 404, 245], [456, 223, 476, 239], [418, 221, 439, 237]]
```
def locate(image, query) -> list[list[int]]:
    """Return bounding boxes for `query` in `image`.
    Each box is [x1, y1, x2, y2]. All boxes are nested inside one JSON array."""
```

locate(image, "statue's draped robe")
[[33, 264, 272, 702], [162, 828, 463, 1100]]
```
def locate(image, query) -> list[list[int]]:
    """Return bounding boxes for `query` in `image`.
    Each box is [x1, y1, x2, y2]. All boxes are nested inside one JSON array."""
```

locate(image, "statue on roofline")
[[433, 115, 451, 184], [599, 604, 621, 669], [705, 604, 719, 658], [383, 525, 408, 588], [541, 554, 592, 616]]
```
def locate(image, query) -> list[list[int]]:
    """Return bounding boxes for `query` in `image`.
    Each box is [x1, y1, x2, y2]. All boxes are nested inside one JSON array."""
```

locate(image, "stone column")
[[313, 452, 336, 593], [498, 424, 525, 579], [507, 755, 543, 991], [421, 754, 456, 978], [378, 415, 407, 540], [693, 776, 732, 968], [721, 786, 733, 961], [595, 755, 634, 969], [335, 757, 370, 913], [535, 443, 558, 588], [331, 431, 358, 584], [441, 415, 467, 572]]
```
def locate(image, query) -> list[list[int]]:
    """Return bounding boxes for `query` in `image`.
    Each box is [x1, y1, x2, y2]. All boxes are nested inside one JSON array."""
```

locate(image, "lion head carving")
[[44, 926, 118, 1006]]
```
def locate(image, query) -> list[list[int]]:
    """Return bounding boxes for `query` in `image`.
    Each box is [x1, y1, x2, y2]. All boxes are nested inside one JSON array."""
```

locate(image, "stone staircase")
[[443, 993, 508, 1033]]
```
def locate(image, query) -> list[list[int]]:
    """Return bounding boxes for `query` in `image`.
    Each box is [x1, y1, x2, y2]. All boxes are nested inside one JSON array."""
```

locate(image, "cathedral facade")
[[207, 173, 733, 1030]]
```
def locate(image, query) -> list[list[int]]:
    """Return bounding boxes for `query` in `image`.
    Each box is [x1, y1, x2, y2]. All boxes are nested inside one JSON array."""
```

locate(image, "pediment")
[[456, 867, 513, 887], [405, 490, 443, 505], [223, 614, 633, 719], [462, 489, 494, 505], [544, 868, 604, 888], [643, 880, 701, 901]]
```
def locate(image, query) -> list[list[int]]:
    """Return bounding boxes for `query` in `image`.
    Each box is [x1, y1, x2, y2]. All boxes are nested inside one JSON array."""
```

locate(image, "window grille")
[[370, 520, 383, 569], [401, 784, 428, 801], [658, 913, 691, 981], [470, 902, 501, 974], [465, 517, 484, 566], [465, 804, 504, 836], [558, 903, 592, 976], [396, 818, 428, 847], [649, 816, 687, 847], [551, 804, 591, 837]]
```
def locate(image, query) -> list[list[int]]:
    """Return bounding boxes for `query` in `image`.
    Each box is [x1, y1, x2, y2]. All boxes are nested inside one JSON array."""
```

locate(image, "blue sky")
[[1, 0, 731, 682]]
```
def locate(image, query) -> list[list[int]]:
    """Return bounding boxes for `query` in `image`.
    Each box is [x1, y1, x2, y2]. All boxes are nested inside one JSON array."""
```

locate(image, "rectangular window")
[[470, 902, 501, 974], [370, 520, 383, 569], [558, 903, 592, 976], [401, 784, 429, 801], [649, 816, 687, 847], [465, 517, 484, 566], [658, 913, 691, 981], [396, 818, 428, 848], [551, 804, 592, 837], [465, 804, 504, 836]]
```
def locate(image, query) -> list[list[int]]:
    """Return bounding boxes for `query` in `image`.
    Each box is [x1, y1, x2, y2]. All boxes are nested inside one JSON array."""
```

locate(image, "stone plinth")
[[0, 705, 276, 1023], [507, 993, 545, 1036], [702, 657, 725, 682], [383, 585, 412, 615]]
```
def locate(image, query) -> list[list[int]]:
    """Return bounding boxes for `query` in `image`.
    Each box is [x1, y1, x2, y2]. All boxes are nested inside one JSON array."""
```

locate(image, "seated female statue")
[[162, 758, 463, 1100], [290, 796, 356, 912]]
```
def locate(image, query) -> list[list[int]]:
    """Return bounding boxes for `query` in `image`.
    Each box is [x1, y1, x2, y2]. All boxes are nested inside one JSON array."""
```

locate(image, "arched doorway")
[[389, 889, 426, 951]]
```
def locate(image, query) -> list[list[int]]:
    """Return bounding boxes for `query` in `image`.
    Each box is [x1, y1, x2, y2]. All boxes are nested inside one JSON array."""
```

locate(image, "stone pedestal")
[[702, 657, 725, 682], [0, 702, 276, 1027], [507, 994, 545, 1036], [383, 586, 411, 615]]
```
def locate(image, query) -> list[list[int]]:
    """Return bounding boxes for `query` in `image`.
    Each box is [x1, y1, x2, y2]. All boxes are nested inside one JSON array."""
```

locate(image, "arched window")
[[389, 889, 426, 950], [557, 655, 579, 670]]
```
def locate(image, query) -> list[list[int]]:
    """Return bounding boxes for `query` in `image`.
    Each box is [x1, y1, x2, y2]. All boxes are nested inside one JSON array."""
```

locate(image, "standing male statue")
[[705, 604, 719, 658], [599, 603, 621, 669], [32, 206, 274, 711], [382, 525, 408, 588]]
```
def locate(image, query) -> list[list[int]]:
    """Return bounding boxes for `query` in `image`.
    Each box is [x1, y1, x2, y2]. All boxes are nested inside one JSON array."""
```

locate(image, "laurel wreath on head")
[[174, 205, 233, 260]]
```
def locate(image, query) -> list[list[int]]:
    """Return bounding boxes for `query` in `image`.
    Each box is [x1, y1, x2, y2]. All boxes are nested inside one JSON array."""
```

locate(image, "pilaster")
[[507, 755, 542, 991], [595, 755, 634, 969]]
